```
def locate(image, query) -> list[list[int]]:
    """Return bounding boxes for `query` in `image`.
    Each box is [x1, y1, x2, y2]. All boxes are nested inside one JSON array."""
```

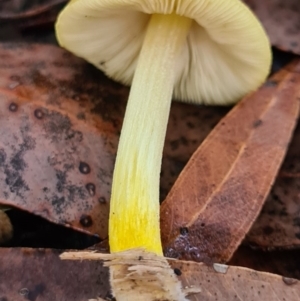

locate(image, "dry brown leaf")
[[162, 104, 228, 200], [160, 60, 300, 263], [1, 247, 300, 301], [246, 120, 300, 249], [243, 0, 300, 55], [0, 43, 127, 239], [172, 258, 300, 301]]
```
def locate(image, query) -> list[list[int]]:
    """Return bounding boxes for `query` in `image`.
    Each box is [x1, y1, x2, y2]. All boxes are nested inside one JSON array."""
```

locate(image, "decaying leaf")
[[160, 60, 300, 263], [243, 0, 300, 55], [173, 258, 300, 301], [162, 104, 228, 200], [1, 247, 300, 301], [246, 120, 300, 249], [0, 42, 126, 239]]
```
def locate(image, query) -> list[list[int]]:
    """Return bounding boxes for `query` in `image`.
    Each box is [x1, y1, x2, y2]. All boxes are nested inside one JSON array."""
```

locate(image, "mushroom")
[[56, 0, 271, 298]]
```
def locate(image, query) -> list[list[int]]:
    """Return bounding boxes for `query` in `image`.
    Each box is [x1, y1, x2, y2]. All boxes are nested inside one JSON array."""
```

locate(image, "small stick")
[[60, 248, 201, 301]]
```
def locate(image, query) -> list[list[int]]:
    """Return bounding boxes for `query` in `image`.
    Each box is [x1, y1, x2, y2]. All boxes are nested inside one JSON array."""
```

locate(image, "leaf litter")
[[0, 15, 300, 298], [1, 247, 300, 301]]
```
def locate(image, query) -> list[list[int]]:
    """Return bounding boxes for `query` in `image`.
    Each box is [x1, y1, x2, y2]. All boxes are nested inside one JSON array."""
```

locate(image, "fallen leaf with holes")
[[0, 42, 227, 242], [243, 0, 300, 55], [160, 59, 300, 263], [245, 120, 300, 249], [1, 247, 300, 301], [0, 42, 127, 239]]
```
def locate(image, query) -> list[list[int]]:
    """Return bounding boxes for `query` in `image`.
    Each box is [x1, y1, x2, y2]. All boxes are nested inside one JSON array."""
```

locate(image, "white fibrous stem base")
[[61, 249, 200, 301]]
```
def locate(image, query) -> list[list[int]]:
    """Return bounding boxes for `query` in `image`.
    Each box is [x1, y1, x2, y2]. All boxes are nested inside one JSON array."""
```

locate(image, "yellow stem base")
[[109, 13, 192, 254]]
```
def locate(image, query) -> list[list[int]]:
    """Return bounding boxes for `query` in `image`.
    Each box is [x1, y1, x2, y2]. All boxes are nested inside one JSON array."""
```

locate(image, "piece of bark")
[[61, 249, 300, 301], [160, 60, 300, 263], [62, 249, 200, 301]]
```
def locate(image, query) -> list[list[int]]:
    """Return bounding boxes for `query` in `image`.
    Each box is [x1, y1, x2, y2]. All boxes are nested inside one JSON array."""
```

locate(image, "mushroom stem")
[[109, 13, 192, 254]]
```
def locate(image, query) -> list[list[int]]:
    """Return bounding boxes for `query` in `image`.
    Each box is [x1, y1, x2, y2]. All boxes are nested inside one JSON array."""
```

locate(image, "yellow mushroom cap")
[[56, 0, 271, 105]]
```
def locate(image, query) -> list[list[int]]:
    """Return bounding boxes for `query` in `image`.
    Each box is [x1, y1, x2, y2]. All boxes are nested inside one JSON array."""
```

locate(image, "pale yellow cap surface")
[[56, 0, 271, 105]]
